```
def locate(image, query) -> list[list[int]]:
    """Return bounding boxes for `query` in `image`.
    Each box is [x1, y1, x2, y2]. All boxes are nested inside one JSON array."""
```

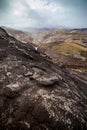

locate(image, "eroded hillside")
[[0, 27, 87, 130], [5, 27, 87, 72]]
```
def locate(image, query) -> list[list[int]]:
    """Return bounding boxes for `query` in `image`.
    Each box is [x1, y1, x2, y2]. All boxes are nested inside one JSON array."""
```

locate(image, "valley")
[[5, 27, 87, 72]]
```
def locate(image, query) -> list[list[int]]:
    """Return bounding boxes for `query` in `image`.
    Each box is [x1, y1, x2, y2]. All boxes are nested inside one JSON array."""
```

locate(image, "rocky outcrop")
[[0, 27, 87, 130]]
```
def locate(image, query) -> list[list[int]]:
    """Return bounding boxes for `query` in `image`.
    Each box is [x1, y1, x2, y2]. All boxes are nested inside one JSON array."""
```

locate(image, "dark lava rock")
[[0, 27, 87, 130]]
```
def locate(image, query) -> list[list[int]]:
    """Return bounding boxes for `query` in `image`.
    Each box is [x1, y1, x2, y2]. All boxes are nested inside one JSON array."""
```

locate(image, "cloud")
[[13, 0, 67, 28], [0, 0, 87, 28]]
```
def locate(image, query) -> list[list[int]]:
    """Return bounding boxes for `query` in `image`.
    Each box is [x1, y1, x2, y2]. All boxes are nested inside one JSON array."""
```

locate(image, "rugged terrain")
[[5, 27, 87, 72], [0, 27, 87, 130]]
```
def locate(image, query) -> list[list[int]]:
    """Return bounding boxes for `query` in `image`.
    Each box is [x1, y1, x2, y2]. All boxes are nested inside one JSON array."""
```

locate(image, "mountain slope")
[[5, 28, 87, 68], [0, 27, 87, 130]]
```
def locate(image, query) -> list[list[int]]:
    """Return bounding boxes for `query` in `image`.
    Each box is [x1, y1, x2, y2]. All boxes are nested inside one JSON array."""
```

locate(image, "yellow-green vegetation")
[[42, 42, 61, 50], [52, 43, 87, 56], [81, 51, 87, 57]]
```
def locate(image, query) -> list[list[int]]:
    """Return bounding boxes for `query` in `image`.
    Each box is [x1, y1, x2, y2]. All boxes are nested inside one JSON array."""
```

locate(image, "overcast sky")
[[0, 0, 87, 29]]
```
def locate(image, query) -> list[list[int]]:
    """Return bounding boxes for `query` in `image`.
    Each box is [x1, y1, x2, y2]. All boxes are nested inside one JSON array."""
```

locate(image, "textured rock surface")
[[0, 28, 87, 130]]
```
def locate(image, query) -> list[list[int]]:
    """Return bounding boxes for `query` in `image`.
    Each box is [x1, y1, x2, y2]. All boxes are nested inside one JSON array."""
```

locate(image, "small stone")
[[3, 83, 20, 98], [36, 76, 58, 86], [20, 121, 30, 129], [6, 118, 13, 125], [24, 71, 33, 77], [7, 72, 12, 78]]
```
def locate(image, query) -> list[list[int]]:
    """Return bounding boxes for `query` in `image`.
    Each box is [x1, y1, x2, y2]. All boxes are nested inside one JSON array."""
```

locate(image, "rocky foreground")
[[0, 27, 87, 130]]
